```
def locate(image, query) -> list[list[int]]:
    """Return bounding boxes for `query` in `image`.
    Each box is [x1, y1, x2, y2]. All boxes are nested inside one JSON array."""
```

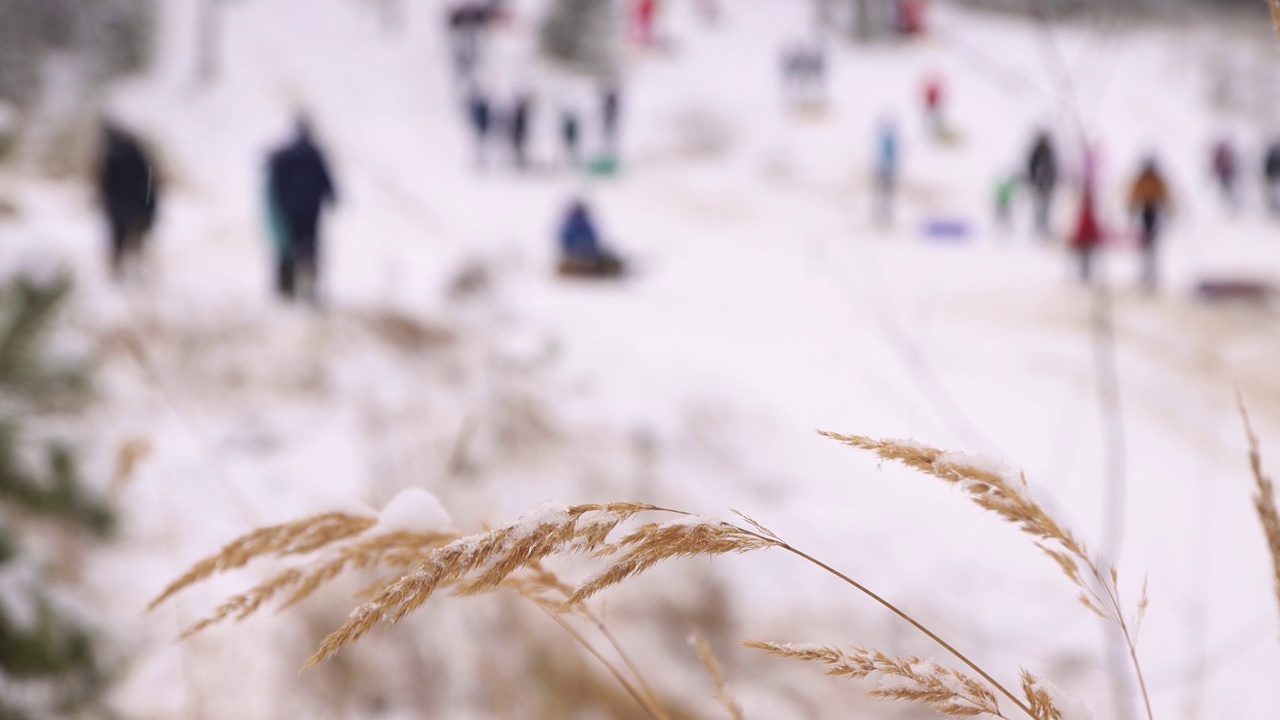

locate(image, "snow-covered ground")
[[2, 0, 1280, 718]]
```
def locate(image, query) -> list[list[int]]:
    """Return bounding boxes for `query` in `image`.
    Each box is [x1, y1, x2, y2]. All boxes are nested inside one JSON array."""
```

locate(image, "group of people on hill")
[[463, 85, 622, 173], [447, 2, 624, 174], [96, 118, 338, 303], [96, 116, 628, 296], [1001, 129, 1174, 291], [1003, 131, 1172, 292]]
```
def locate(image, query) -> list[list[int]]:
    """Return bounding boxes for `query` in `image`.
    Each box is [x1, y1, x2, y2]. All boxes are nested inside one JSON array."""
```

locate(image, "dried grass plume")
[[148, 512, 377, 610], [1240, 400, 1280, 630]]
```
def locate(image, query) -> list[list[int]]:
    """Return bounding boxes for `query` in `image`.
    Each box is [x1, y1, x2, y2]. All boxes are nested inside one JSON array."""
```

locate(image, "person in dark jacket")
[[98, 122, 160, 280], [561, 110, 581, 169], [1264, 141, 1280, 215], [1027, 130, 1058, 238], [467, 91, 493, 168], [266, 117, 337, 303], [601, 85, 621, 161], [557, 198, 623, 277], [508, 94, 532, 170], [1211, 137, 1238, 209]]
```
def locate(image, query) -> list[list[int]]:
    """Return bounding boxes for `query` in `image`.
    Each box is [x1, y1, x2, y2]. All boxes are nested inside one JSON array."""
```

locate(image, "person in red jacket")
[[922, 74, 944, 139], [1069, 184, 1103, 284], [633, 0, 657, 46]]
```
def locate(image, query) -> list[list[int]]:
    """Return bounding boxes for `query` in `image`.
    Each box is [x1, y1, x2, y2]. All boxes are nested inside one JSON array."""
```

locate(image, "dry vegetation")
[[1241, 401, 1280, 630], [150, 422, 1280, 720]]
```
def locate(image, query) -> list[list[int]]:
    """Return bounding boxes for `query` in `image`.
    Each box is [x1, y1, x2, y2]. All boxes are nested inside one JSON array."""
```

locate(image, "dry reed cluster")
[[1241, 403, 1280, 629], [818, 431, 1151, 720], [153, 421, 1280, 720]]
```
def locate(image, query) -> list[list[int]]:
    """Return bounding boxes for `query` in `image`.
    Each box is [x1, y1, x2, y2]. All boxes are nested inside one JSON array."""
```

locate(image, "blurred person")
[[561, 109, 581, 169], [1127, 157, 1171, 292], [897, 0, 927, 35], [874, 118, 899, 226], [265, 116, 338, 303], [780, 41, 826, 110], [632, 0, 658, 46], [446, 1, 498, 85], [507, 93, 532, 171], [1211, 137, 1238, 208], [98, 122, 160, 281], [467, 91, 494, 168], [601, 85, 621, 162], [1264, 141, 1280, 215], [1069, 182, 1103, 284], [922, 74, 944, 140], [1026, 130, 1058, 237], [557, 197, 624, 277], [993, 173, 1018, 232]]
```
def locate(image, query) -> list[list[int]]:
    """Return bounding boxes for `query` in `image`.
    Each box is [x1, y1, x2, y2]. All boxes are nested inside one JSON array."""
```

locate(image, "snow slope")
[[2, 0, 1279, 718]]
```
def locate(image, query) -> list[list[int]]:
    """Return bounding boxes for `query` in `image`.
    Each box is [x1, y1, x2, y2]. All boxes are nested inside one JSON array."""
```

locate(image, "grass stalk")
[[537, 606, 666, 720], [762, 537, 1036, 719]]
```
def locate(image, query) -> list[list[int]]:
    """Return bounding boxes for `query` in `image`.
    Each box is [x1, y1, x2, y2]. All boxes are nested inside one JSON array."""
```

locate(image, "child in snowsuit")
[[1127, 158, 1171, 292], [557, 199, 623, 277]]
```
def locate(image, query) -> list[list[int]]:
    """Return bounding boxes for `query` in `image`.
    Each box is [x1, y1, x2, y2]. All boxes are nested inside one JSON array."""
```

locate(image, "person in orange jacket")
[[1127, 157, 1171, 291]]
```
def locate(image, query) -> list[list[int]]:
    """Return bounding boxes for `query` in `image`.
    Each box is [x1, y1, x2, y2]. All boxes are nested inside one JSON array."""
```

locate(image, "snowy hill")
[[2, 0, 1279, 718]]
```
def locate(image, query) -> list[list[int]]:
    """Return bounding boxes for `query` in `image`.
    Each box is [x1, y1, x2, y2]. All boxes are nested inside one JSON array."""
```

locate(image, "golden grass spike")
[[306, 503, 671, 666], [744, 641, 1004, 718], [177, 531, 456, 639], [281, 531, 456, 609], [1241, 400, 1280, 629], [820, 432, 1114, 612], [148, 512, 376, 610], [564, 519, 780, 608], [692, 634, 744, 720], [1020, 670, 1064, 720], [1272, 0, 1280, 35]]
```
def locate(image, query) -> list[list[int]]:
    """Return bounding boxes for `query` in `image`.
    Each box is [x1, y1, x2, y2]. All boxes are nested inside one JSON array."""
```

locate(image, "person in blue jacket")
[[557, 198, 623, 277], [874, 118, 899, 225], [265, 116, 337, 302]]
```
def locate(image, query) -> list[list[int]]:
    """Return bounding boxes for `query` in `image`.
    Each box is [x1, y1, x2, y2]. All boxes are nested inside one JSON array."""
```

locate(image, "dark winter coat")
[[1027, 136, 1057, 194], [1212, 141, 1236, 181], [469, 94, 492, 137], [99, 128, 158, 231], [559, 202, 601, 259], [509, 98, 531, 142], [1265, 144, 1280, 182], [267, 132, 336, 234]]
